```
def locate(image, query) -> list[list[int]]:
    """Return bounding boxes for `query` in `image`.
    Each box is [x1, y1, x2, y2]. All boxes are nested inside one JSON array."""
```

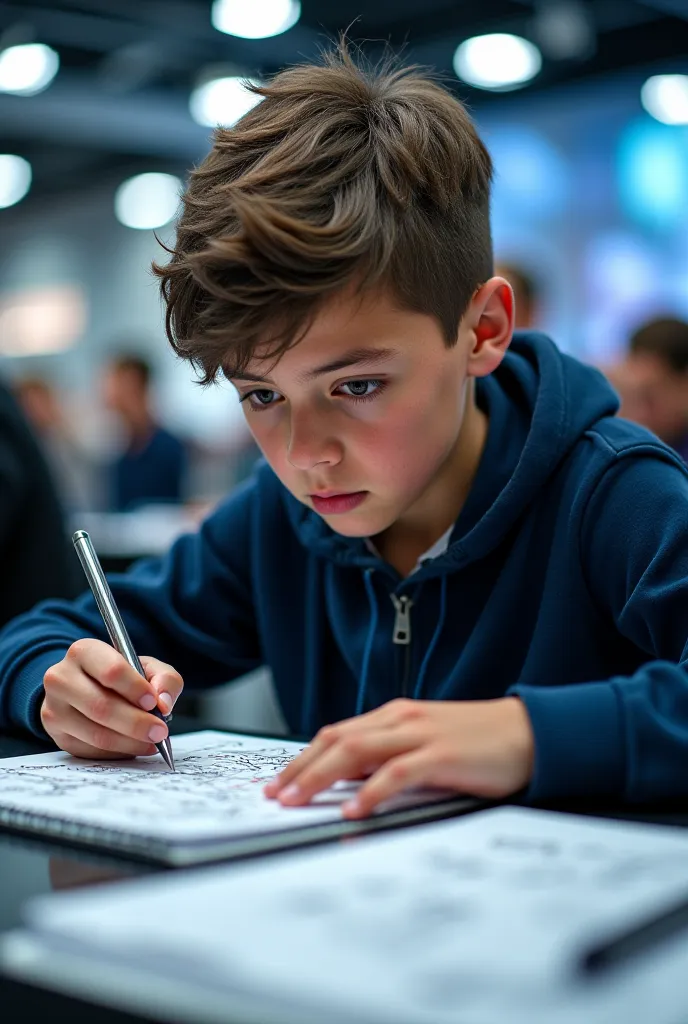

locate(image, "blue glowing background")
[[475, 69, 688, 363]]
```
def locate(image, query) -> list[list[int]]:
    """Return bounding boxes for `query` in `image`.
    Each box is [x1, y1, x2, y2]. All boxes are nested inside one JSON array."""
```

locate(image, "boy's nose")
[[286, 413, 342, 470]]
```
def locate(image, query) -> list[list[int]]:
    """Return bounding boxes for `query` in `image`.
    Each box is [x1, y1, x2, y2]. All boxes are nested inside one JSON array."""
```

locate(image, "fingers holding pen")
[[41, 701, 158, 758], [139, 656, 184, 716], [45, 670, 168, 746], [66, 639, 159, 711], [43, 645, 170, 747]]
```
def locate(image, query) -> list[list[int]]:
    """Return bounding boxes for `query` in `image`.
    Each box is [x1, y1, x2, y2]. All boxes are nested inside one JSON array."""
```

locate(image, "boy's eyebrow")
[[229, 347, 398, 386]]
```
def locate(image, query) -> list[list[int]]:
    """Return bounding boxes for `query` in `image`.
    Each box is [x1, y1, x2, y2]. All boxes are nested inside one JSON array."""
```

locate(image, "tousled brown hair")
[[153, 46, 493, 384]]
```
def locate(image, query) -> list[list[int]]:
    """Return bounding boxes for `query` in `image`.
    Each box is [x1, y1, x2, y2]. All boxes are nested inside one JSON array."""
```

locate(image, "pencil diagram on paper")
[[0, 734, 304, 828]]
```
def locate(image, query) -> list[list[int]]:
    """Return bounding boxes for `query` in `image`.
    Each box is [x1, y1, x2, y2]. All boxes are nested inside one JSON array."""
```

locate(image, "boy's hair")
[[154, 46, 493, 384], [629, 317, 688, 375]]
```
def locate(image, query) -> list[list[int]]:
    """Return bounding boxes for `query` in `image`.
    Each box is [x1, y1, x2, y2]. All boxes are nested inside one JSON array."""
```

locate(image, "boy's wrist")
[[500, 696, 535, 792]]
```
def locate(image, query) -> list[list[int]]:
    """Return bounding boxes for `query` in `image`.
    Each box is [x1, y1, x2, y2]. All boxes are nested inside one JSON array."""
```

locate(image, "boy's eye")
[[244, 389, 280, 409], [241, 379, 386, 410], [337, 379, 384, 400]]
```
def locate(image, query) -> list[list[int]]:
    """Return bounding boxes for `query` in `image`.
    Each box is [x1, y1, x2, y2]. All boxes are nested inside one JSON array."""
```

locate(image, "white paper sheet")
[[0, 730, 451, 845], [8, 807, 688, 1024]]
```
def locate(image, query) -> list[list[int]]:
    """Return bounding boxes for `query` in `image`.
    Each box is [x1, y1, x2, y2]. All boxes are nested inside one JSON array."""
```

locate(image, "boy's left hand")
[[264, 697, 535, 818]]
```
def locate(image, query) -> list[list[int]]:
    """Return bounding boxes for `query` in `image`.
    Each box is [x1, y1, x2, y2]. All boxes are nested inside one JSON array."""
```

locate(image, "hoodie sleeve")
[[511, 451, 688, 804], [0, 479, 263, 739]]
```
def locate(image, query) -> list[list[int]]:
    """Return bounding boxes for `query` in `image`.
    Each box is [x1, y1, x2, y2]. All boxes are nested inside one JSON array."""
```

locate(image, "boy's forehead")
[[237, 287, 442, 380], [236, 343, 400, 385]]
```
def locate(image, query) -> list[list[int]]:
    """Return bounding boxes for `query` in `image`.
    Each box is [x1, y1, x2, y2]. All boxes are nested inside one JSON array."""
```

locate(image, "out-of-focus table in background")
[[71, 506, 202, 574]]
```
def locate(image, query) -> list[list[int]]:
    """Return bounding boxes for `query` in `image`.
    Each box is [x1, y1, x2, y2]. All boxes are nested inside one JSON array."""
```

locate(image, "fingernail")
[[342, 798, 361, 817], [158, 692, 174, 714], [139, 693, 157, 711], [264, 781, 278, 796], [148, 724, 167, 743], [279, 784, 301, 804]]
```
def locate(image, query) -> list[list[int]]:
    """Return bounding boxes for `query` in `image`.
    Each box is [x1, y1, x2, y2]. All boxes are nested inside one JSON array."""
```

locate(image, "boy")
[[1, 49, 688, 819]]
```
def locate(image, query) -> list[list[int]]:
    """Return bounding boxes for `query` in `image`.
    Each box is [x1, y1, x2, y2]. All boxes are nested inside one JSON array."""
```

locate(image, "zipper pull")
[[390, 594, 413, 645]]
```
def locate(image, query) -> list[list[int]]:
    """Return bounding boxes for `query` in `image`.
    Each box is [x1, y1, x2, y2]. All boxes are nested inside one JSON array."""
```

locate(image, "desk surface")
[[2, 719, 688, 1024]]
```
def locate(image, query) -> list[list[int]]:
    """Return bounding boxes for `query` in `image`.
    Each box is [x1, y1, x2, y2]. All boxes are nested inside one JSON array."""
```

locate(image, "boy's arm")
[[511, 452, 688, 804], [0, 480, 262, 738]]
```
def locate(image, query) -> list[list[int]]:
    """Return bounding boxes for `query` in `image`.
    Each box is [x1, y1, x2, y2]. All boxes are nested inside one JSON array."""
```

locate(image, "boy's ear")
[[464, 277, 515, 379]]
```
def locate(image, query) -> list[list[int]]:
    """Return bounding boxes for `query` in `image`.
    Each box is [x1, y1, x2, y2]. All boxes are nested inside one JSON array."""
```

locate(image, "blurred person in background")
[[494, 262, 542, 331], [102, 353, 187, 511], [14, 376, 99, 512], [0, 374, 79, 628], [613, 317, 688, 462]]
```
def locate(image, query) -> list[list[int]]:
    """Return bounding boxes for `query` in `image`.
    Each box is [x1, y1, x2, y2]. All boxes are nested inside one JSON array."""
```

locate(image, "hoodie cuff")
[[508, 681, 625, 803], [8, 651, 66, 740]]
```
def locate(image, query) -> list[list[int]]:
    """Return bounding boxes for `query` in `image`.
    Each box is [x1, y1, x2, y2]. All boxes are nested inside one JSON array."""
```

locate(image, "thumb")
[[139, 656, 184, 716]]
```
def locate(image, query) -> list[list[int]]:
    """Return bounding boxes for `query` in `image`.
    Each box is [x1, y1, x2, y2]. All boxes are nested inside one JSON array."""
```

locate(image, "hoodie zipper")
[[390, 594, 413, 697]]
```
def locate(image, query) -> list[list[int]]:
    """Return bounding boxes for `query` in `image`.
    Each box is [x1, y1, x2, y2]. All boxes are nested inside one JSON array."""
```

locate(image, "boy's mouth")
[[310, 491, 368, 515]]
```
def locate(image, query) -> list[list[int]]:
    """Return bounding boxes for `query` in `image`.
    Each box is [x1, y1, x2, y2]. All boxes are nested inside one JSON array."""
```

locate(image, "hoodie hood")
[[283, 332, 619, 575]]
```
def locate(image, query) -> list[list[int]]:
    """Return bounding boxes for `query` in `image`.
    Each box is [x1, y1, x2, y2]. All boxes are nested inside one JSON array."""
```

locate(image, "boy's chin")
[[318, 508, 398, 540]]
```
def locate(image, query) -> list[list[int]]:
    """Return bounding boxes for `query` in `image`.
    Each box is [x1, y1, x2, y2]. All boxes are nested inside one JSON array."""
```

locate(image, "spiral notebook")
[[6, 807, 688, 1024], [0, 730, 477, 865]]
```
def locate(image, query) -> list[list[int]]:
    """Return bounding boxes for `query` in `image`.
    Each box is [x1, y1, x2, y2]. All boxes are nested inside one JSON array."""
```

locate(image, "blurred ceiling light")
[[0, 285, 86, 357], [0, 154, 31, 208], [190, 76, 263, 127], [114, 172, 182, 230], [0, 42, 59, 96], [453, 34, 542, 91], [641, 75, 688, 126], [211, 0, 300, 39]]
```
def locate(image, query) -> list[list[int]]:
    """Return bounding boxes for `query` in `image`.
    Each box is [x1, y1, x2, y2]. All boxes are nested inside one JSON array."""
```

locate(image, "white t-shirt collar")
[[364, 524, 453, 574]]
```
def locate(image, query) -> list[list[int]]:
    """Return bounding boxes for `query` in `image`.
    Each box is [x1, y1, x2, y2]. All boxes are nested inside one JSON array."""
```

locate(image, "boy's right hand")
[[40, 639, 184, 759]]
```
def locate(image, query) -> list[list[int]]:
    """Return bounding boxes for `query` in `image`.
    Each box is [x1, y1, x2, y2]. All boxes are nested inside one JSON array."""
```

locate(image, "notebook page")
[[16, 807, 688, 1024], [0, 730, 450, 844]]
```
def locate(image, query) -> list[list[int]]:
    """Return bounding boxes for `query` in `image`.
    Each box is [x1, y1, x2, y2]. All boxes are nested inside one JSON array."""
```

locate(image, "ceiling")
[[1, 0, 687, 204]]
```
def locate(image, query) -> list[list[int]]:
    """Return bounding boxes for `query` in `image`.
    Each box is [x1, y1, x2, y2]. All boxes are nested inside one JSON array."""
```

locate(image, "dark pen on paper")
[[579, 890, 688, 976]]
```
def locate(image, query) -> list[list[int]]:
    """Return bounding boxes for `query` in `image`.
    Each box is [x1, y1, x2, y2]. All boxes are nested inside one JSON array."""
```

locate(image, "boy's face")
[[229, 283, 510, 538]]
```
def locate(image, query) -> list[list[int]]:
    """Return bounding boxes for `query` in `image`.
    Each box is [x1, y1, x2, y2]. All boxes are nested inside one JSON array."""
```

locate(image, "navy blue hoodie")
[[2, 333, 688, 804]]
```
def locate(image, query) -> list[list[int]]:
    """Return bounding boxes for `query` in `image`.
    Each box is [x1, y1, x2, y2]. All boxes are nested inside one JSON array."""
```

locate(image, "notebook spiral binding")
[[0, 803, 170, 862]]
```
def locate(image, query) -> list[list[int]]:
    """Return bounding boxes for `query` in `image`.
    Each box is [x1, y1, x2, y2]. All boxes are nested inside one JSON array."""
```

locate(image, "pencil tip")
[[159, 738, 175, 772]]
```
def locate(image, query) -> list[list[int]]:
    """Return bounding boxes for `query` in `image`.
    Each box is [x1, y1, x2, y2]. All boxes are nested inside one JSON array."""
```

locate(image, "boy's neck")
[[372, 389, 488, 577]]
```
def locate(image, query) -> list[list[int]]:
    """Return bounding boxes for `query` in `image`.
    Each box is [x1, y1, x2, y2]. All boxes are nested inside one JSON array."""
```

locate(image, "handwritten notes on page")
[[0, 730, 468, 862], [6, 807, 688, 1024]]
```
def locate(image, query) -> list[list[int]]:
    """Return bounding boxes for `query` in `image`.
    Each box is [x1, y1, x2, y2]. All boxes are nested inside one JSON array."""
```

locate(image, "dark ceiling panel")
[[0, 0, 686, 205]]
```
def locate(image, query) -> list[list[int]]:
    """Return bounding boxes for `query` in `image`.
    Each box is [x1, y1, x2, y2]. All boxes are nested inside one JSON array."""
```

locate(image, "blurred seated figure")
[[102, 354, 187, 511], [494, 261, 542, 330], [616, 317, 688, 462], [14, 376, 99, 512], [0, 374, 79, 628]]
